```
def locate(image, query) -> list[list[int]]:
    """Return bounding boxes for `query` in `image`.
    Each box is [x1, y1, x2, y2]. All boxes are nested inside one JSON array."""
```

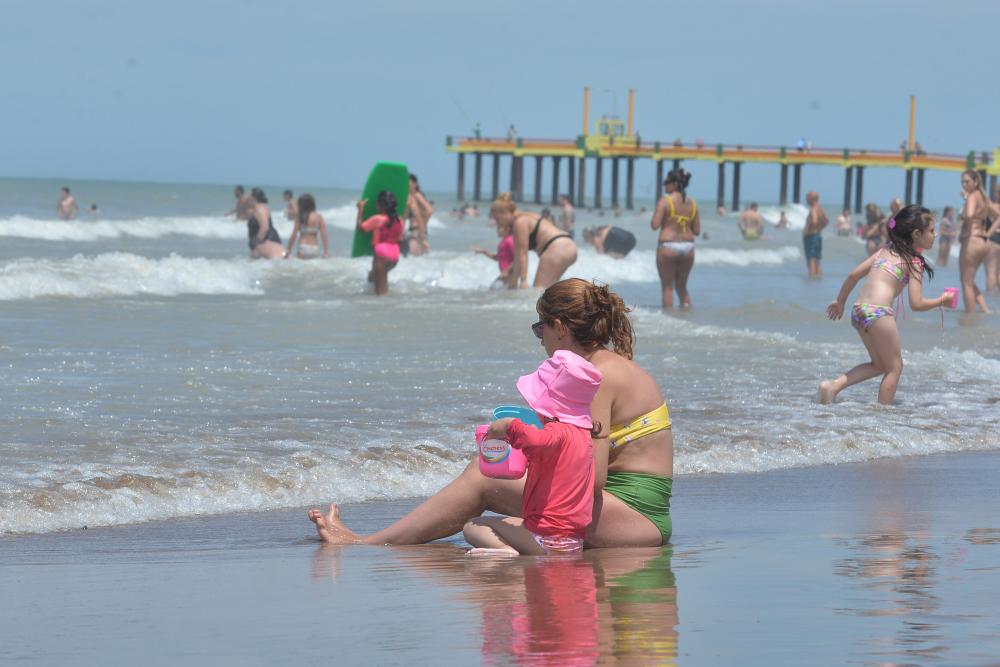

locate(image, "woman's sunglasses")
[[531, 321, 545, 339]]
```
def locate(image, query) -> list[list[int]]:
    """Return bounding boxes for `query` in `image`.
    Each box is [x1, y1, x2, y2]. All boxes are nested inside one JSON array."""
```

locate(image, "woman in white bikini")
[[651, 169, 700, 308], [284, 193, 329, 260]]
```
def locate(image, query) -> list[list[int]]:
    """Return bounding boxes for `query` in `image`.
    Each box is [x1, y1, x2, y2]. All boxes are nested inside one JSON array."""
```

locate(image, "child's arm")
[[471, 246, 498, 261], [513, 216, 531, 289], [355, 199, 367, 228], [906, 264, 952, 311], [284, 221, 299, 258], [502, 419, 567, 451], [827, 255, 877, 319]]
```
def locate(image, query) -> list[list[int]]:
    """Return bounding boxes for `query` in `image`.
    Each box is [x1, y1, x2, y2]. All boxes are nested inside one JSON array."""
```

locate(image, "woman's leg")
[[464, 516, 544, 555], [532, 242, 577, 288], [586, 492, 664, 548], [818, 320, 887, 403], [656, 248, 678, 309], [309, 457, 526, 545], [673, 250, 695, 308], [986, 242, 1000, 292], [867, 317, 903, 404], [960, 240, 989, 313]]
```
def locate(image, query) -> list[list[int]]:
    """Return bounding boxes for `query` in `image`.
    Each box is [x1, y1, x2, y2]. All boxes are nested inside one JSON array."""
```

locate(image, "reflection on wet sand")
[[834, 510, 945, 662], [310, 545, 678, 665]]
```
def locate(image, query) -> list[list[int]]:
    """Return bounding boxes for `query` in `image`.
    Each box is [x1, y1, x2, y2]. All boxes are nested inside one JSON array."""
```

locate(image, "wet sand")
[[3, 450, 1000, 665]]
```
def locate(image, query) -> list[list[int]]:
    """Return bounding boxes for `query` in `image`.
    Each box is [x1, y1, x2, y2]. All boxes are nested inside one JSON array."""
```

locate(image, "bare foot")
[[466, 547, 519, 557], [308, 503, 363, 544], [817, 380, 838, 404]]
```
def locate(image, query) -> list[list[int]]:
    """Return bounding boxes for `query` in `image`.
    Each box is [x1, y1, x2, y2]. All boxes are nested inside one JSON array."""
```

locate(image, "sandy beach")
[[4, 449, 999, 665]]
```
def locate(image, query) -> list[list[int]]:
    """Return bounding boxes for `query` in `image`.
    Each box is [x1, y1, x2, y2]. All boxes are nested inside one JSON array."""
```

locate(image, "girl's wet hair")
[[887, 204, 934, 281], [297, 193, 316, 225], [665, 168, 692, 199], [377, 190, 401, 228], [536, 278, 635, 359]]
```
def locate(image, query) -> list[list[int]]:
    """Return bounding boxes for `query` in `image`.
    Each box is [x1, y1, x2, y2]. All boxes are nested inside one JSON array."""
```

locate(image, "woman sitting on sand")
[[309, 278, 675, 548], [247, 188, 285, 259], [492, 192, 577, 289], [652, 168, 700, 308]]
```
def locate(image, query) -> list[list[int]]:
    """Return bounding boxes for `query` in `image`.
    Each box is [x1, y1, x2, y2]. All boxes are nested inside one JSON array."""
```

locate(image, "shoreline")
[[4, 448, 1000, 664]]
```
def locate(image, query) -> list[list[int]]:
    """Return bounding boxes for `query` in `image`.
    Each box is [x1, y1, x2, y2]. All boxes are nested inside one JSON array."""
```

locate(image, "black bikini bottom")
[[538, 234, 573, 256]]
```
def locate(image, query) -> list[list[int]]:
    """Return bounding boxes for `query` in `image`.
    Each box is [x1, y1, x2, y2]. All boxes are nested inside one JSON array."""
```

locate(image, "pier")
[[446, 90, 998, 212]]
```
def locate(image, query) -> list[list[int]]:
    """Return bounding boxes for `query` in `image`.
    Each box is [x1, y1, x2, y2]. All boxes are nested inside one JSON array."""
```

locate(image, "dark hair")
[[536, 278, 635, 359], [887, 204, 934, 281], [665, 168, 692, 200], [942, 206, 955, 219], [62, 187, 70, 194], [750, 202, 758, 210], [251, 187, 267, 204], [234, 185, 244, 195], [283, 189, 293, 199], [377, 190, 400, 228], [297, 193, 316, 226]]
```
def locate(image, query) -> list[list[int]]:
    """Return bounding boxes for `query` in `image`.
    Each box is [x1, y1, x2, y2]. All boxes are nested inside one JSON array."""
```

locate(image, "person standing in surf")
[[285, 193, 328, 260], [405, 174, 433, 256], [802, 191, 828, 278], [247, 188, 284, 259], [357, 191, 404, 296], [493, 192, 577, 289], [651, 168, 700, 308], [818, 205, 951, 405], [957, 170, 996, 313]]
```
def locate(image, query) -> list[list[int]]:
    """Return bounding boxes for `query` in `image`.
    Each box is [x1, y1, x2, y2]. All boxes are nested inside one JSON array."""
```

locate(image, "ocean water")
[[1, 178, 998, 535]]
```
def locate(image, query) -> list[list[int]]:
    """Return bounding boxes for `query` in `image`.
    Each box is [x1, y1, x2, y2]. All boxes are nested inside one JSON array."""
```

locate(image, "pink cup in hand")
[[943, 287, 958, 309], [475, 424, 527, 480]]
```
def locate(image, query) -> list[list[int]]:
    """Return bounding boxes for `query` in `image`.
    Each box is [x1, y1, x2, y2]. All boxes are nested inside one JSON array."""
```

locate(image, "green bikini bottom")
[[604, 471, 673, 544]]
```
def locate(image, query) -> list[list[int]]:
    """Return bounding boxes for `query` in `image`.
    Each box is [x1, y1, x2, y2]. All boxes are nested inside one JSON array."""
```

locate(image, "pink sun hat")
[[515, 350, 603, 429]]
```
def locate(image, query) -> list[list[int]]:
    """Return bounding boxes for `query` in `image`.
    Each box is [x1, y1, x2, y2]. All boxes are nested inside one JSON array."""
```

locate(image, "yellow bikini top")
[[665, 195, 697, 230], [609, 403, 671, 450]]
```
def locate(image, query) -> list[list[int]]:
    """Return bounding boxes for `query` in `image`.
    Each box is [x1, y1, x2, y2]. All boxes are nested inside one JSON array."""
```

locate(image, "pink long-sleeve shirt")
[[506, 418, 595, 539]]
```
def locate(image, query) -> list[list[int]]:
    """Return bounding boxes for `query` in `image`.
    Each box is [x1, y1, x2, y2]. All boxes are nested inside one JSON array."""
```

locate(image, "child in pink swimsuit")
[[463, 350, 602, 556], [473, 217, 515, 289], [356, 190, 403, 296]]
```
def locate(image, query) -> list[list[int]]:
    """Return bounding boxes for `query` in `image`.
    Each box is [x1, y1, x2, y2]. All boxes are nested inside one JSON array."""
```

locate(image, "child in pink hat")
[[464, 350, 603, 556]]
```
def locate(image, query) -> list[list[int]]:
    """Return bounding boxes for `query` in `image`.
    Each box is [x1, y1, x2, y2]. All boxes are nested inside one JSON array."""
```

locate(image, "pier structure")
[[447, 90, 998, 212]]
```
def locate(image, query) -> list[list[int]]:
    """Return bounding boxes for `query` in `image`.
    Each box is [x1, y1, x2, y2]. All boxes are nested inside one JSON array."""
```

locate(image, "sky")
[[3, 0, 999, 206]]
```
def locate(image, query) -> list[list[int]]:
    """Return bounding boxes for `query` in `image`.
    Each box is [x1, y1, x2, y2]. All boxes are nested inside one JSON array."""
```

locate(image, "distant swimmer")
[[583, 225, 636, 258], [405, 174, 433, 256], [88, 204, 99, 217], [557, 194, 575, 238], [835, 208, 852, 237], [777, 211, 790, 229], [652, 168, 700, 308], [937, 206, 956, 268], [285, 193, 328, 259], [56, 187, 78, 220], [803, 191, 828, 278], [738, 203, 764, 240], [472, 211, 515, 289], [862, 203, 885, 257], [283, 189, 298, 221], [493, 192, 577, 289], [819, 205, 950, 405], [357, 191, 404, 296], [228, 185, 255, 221], [246, 188, 284, 259]]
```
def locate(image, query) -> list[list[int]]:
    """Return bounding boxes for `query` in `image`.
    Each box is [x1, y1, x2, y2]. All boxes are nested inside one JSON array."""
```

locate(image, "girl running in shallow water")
[[818, 205, 952, 405], [462, 350, 602, 556]]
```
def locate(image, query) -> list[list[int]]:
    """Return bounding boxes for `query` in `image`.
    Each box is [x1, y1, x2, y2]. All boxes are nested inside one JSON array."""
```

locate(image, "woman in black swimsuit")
[[247, 188, 284, 259], [583, 225, 637, 258], [491, 192, 577, 288]]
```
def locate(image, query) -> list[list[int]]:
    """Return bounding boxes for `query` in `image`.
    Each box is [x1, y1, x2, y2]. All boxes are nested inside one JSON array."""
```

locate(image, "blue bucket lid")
[[492, 405, 542, 428]]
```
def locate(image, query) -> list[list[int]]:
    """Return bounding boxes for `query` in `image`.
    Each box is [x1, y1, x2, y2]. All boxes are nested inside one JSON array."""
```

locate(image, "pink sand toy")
[[943, 287, 958, 309], [475, 423, 527, 480]]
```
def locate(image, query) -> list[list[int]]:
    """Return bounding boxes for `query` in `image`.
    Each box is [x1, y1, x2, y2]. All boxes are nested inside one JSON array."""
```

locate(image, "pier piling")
[[474, 153, 482, 201], [551, 157, 561, 205], [792, 164, 802, 204], [779, 164, 788, 205], [854, 167, 864, 214], [990, 174, 997, 195], [916, 168, 925, 205], [656, 160, 664, 201], [534, 156, 543, 205], [904, 169, 913, 205], [577, 158, 586, 208], [732, 162, 742, 212], [595, 158, 604, 209], [626, 158, 635, 210], [611, 158, 620, 208], [457, 153, 465, 202], [672, 159, 680, 172], [568, 158, 576, 203], [716, 162, 725, 211], [843, 167, 853, 214], [491, 153, 500, 201]]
